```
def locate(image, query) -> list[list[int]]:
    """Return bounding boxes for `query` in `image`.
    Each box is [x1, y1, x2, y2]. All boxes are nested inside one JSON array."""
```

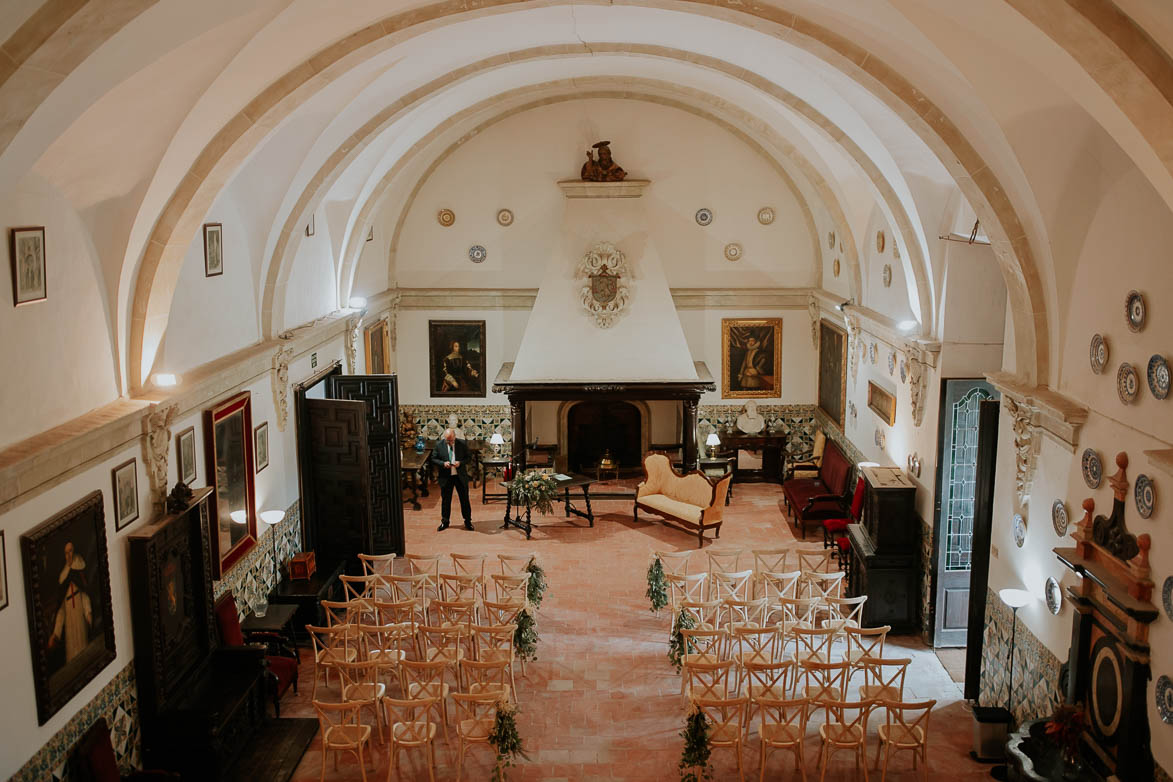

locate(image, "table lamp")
[[705, 431, 720, 459], [260, 509, 286, 598], [490, 431, 505, 456]]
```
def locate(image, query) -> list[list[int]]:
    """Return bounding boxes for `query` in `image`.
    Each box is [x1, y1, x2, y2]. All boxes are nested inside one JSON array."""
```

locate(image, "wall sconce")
[[229, 510, 248, 524], [835, 298, 855, 312], [152, 373, 179, 388]]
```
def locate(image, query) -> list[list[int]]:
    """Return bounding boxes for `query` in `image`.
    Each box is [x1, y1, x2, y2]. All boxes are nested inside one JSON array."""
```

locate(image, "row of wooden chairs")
[[667, 569, 849, 612]]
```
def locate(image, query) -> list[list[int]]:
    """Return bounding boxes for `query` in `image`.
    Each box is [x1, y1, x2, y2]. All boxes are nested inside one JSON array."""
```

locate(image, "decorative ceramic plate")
[[1117, 362, 1140, 404], [1052, 499, 1069, 537], [833, 258, 841, 277], [882, 264, 892, 288], [888, 352, 895, 375], [1045, 577, 1062, 615], [1126, 290, 1146, 332], [757, 207, 775, 225], [724, 242, 743, 262], [900, 359, 908, 383], [496, 208, 513, 226], [1163, 576, 1173, 622], [437, 208, 455, 227], [468, 245, 487, 263], [695, 208, 713, 226], [874, 429, 886, 448], [1157, 676, 1173, 725], [828, 231, 836, 249], [1013, 514, 1026, 548], [1082, 448, 1103, 489], [1148, 354, 1170, 400], [848, 401, 857, 420], [869, 343, 877, 364], [1135, 473, 1155, 519], [1089, 334, 1108, 374], [876, 230, 886, 253]]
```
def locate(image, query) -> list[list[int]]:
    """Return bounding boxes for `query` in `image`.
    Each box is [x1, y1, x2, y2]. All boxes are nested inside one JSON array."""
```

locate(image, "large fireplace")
[[566, 400, 642, 472]]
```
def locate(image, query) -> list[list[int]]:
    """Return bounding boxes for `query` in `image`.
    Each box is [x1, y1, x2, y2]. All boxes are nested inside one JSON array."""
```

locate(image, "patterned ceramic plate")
[[1090, 334, 1108, 374], [1082, 448, 1103, 489], [468, 244, 487, 263], [882, 264, 892, 288], [724, 242, 743, 262], [1148, 354, 1170, 400], [1157, 676, 1173, 725], [1163, 576, 1173, 622], [828, 231, 836, 249], [1052, 500, 1069, 537], [1045, 577, 1062, 615], [757, 207, 775, 225], [1013, 514, 1026, 548], [1126, 290, 1146, 332], [1135, 474, 1155, 519], [496, 208, 514, 227], [869, 343, 878, 364], [833, 258, 841, 277], [437, 208, 455, 227], [876, 230, 886, 253], [1117, 362, 1140, 404], [888, 352, 896, 376], [900, 359, 908, 383], [695, 208, 713, 226]]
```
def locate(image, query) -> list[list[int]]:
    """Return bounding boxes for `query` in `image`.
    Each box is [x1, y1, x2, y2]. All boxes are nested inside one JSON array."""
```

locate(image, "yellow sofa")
[[634, 453, 732, 547]]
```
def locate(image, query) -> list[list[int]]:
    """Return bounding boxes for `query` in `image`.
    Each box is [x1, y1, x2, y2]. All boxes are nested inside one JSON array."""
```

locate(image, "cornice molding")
[[985, 371, 1089, 451], [809, 291, 940, 368]]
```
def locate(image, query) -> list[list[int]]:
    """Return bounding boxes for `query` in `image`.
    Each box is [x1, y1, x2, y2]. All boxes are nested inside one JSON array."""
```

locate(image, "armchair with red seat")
[[821, 476, 866, 570], [779, 437, 854, 539], [71, 717, 179, 782], [213, 592, 299, 717]]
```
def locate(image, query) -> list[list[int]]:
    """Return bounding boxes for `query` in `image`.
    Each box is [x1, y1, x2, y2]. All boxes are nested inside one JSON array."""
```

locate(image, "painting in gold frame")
[[721, 318, 782, 399], [364, 318, 390, 374], [817, 319, 847, 430], [867, 380, 897, 426]]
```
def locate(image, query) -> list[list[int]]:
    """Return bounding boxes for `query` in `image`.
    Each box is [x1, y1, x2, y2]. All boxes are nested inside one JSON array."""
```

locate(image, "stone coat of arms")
[[576, 242, 631, 328]]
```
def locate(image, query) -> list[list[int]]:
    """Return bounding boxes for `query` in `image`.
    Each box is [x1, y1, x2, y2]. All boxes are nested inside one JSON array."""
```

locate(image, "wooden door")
[[330, 375, 404, 555], [304, 398, 372, 566]]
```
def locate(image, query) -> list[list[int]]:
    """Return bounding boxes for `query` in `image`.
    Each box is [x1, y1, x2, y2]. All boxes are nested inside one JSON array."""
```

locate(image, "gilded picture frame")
[[429, 320, 486, 398], [817, 319, 847, 430], [721, 318, 782, 398], [867, 380, 898, 426]]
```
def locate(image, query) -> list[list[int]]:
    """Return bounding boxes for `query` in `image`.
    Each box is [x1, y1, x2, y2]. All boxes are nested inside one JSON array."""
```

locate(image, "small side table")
[[240, 602, 300, 660], [481, 456, 511, 503]]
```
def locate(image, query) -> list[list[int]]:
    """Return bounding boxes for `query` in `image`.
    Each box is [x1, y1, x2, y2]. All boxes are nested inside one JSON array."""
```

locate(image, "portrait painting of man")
[[429, 320, 486, 397], [722, 318, 783, 398], [10, 226, 47, 305]]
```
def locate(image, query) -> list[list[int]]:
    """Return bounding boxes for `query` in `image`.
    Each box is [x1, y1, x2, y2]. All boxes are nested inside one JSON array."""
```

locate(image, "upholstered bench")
[[780, 438, 853, 539], [634, 453, 732, 547]]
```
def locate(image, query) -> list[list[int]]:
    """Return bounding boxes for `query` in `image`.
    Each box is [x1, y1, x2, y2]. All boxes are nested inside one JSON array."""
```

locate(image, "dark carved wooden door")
[[304, 398, 373, 566], [330, 375, 404, 555]]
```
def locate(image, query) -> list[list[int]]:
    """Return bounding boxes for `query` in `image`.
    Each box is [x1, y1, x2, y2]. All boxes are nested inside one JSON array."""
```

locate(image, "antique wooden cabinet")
[[847, 465, 920, 633], [127, 488, 267, 780]]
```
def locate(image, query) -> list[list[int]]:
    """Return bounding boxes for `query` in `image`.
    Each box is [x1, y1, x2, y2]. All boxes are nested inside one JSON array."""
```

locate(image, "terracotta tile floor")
[[284, 482, 996, 781]]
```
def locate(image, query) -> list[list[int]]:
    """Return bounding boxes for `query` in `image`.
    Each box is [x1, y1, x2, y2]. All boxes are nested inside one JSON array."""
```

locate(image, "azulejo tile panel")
[[700, 404, 820, 458], [401, 404, 512, 442], [213, 499, 302, 618], [979, 587, 1063, 725]]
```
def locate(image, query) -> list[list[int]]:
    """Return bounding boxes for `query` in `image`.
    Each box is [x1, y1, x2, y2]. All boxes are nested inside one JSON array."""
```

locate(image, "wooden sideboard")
[[714, 430, 788, 484], [846, 466, 920, 633]]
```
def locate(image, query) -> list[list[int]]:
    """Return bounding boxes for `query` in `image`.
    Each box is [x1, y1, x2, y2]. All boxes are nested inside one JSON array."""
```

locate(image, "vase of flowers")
[[508, 469, 559, 515]]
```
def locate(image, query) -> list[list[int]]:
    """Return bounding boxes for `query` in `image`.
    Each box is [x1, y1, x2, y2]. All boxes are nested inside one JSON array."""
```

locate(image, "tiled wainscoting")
[[979, 587, 1063, 724], [401, 404, 512, 441], [700, 404, 819, 458], [12, 500, 301, 781]]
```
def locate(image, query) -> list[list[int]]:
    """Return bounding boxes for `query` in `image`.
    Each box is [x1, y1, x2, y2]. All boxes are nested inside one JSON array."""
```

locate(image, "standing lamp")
[[260, 510, 286, 592], [988, 587, 1033, 780], [704, 432, 721, 461], [490, 431, 505, 456]]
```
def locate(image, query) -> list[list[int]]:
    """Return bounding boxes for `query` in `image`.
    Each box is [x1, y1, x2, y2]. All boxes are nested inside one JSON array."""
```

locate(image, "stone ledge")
[[556, 179, 651, 198], [986, 371, 1089, 450]]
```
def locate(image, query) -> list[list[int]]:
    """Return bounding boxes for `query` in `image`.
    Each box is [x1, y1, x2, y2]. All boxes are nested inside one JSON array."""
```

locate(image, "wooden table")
[[269, 558, 344, 637], [240, 602, 300, 659], [481, 456, 511, 503], [400, 447, 431, 510], [714, 430, 789, 483], [501, 473, 595, 539]]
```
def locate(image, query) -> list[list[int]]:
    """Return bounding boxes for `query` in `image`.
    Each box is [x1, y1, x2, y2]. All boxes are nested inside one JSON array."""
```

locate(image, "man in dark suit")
[[432, 428, 474, 531]]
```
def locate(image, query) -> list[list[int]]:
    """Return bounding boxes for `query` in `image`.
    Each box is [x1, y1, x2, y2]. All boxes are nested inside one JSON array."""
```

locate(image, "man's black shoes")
[[437, 522, 450, 531], [463, 521, 475, 531]]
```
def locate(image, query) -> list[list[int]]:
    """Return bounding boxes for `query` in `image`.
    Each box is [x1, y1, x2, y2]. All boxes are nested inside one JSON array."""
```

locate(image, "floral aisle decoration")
[[668, 607, 697, 672], [679, 702, 713, 782], [508, 469, 559, 515], [525, 556, 548, 608], [647, 555, 668, 613], [489, 698, 528, 781], [514, 606, 540, 662], [1045, 703, 1087, 766]]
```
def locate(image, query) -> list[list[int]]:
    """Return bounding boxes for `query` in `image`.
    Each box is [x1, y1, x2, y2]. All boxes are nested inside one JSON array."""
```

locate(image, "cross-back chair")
[[313, 699, 375, 782], [405, 553, 443, 602], [482, 598, 525, 626], [722, 597, 769, 630], [307, 623, 357, 698], [694, 696, 750, 782], [496, 552, 534, 575], [679, 627, 730, 700], [821, 595, 868, 638], [472, 623, 518, 698], [439, 572, 485, 605], [756, 695, 810, 782], [742, 660, 795, 736], [357, 622, 411, 688], [844, 625, 890, 678], [679, 599, 723, 631], [798, 659, 850, 722], [793, 626, 837, 667], [750, 548, 790, 597], [655, 550, 693, 576], [357, 553, 397, 598], [449, 691, 503, 782], [803, 570, 846, 603], [795, 547, 832, 575], [667, 572, 709, 611], [705, 547, 745, 575], [381, 695, 439, 782], [450, 552, 488, 580], [681, 658, 735, 706], [817, 699, 873, 782], [858, 657, 911, 710], [460, 658, 512, 703], [711, 569, 755, 602], [874, 699, 935, 782], [490, 573, 529, 604], [398, 658, 451, 745], [336, 659, 387, 743], [762, 570, 804, 624], [418, 624, 467, 690]]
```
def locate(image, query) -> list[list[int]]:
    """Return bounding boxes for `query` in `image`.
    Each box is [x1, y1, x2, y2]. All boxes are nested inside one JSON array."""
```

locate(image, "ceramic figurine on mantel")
[[580, 140, 627, 182]]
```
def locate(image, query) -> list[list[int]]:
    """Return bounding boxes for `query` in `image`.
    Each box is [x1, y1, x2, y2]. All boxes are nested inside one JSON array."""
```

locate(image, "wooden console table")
[[502, 473, 595, 539], [714, 430, 789, 484], [270, 558, 344, 637]]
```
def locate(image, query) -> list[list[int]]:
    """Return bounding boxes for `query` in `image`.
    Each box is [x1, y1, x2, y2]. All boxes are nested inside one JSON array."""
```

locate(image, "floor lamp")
[[260, 509, 286, 605], [991, 587, 1033, 780]]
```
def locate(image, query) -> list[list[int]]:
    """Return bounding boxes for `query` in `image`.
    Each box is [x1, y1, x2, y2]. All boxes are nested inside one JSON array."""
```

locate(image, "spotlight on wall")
[[834, 298, 855, 312], [896, 320, 918, 333], [152, 373, 179, 388], [348, 296, 368, 309]]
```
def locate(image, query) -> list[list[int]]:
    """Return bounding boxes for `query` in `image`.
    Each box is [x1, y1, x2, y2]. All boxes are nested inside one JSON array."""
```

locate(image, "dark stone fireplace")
[[567, 401, 641, 472]]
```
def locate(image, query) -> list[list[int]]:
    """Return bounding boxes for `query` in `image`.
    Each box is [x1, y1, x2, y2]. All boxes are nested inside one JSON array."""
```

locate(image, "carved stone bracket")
[[808, 295, 820, 348], [906, 345, 929, 427], [846, 314, 861, 385], [1003, 395, 1039, 509], [271, 345, 294, 432], [142, 403, 177, 511], [344, 314, 362, 373], [387, 291, 403, 365]]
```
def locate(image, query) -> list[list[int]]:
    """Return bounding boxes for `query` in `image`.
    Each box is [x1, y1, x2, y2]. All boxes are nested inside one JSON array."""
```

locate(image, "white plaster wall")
[[0, 174, 120, 449], [282, 206, 340, 330], [860, 208, 916, 326]]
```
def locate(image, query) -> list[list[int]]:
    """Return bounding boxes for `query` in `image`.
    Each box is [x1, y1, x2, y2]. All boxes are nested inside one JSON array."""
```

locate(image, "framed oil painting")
[[21, 491, 116, 725], [254, 421, 269, 473], [721, 318, 782, 398], [867, 380, 897, 426], [111, 458, 139, 531], [365, 318, 390, 374], [10, 226, 47, 305], [204, 391, 256, 578], [176, 426, 197, 485], [818, 319, 847, 430], [0, 530, 8, 611], [203, 223, 223, 277], [429, 320, 486, 397]]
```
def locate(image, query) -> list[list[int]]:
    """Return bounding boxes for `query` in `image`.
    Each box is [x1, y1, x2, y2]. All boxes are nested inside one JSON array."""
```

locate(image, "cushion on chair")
[[637, 493, 703, 524], [835, 536, 851, 552], [811, 430, 826, 463], [817, 441, 852, 497], [849, 475, 866, 519], [82, 720, 122, 782], [823, 518, 849, 533], [266, 654, 298, 695], [213, 594, 245, 647]]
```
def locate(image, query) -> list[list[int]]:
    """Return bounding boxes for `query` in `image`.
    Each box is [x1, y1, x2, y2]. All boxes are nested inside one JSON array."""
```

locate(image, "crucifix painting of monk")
[[722, 318, 783, 399]]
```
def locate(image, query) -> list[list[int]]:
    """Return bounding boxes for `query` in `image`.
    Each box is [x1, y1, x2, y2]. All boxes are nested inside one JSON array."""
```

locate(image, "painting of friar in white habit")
[[10, 227, 47, 305]]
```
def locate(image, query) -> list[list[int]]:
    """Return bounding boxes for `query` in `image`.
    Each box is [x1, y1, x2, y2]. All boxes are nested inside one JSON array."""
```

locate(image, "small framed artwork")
[[254, 421, 270, 473], [10, 226, 47, 305], [203, 223, 223, 277], [818, 320, 847, 430], [867, 380, 897, 426], [0, 530, 8, 611], [111, 458, 140, 530], [721, 318, 783, 398], [305, 213, 315, 237], [176, 426, 197, 485]]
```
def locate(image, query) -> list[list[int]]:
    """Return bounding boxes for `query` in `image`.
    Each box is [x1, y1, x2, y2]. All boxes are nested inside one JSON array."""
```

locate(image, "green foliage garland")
[[489, 702, 529, 781], [646, 556, 668, 613], [508, 470, 559, 516], [667, 607, 697, 673], [514, 607, 539, 662], [679, 706, 713, 782], [525, 558, 548, 609]]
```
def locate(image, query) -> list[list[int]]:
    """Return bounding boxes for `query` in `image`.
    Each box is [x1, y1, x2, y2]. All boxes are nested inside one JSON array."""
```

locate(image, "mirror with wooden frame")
[[204, 390, 256, 577]]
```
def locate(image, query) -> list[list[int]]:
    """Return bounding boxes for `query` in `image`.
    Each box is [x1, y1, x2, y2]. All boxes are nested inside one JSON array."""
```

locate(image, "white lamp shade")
[[706, 432, 721, 446], [490, 433, 505, 445], [260, 509, 285, 526], [229, 510, 249, 525], [998, 588, 1033, 609]]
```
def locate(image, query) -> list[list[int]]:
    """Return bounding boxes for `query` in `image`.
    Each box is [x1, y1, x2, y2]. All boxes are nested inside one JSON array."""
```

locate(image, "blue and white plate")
[[1157, 676, 1173, 724], [900, 359, 908, 383], [1135, 474, 1155, 519], [695, 208, 713, 226], [1126, 290, 1146, 332], [1082, 448, 1103, 489], [1117, 362, 1140, 404], [468, 245, 487, 263], [1090, 334, 1108, 375], [1052, 500, 1069, 537], [1045, 577, 1062, 615], [1013, 514, 1026, 548], [1162, 576, 1173, 622], [1148, 354, 1169, 400], [869, 343, 878, 364], [888, 352, 895, 376]]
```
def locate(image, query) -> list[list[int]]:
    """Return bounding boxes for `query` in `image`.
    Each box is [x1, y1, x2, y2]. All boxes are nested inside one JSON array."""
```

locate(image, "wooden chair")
[[731, 624, 784, 682], [450, 691, 502, 782], [817, 699, 872, 782], [313, 699, 375, 782], [798, 659, 850, 722], [451, 552, 488, 580], [679, 628, 730, 700], [777, 597, 821, 655], [750, 548, 790, 597], [874, 699, 935, 782], [667, 572, 709, 611], [803, 570, 845, 603], [381, 696, 439, 782], [399, 659, 451, 744], [432, 598, 477, 632], [337, 659, 387, 742], [460, 657, 512, 703], [742, 660, 794, 736], [722, 597, 769, 630], [793, 626, 837, 667], [490, 573, 529, 604], [761, 571, 803, 624], [711, 569, 755, 602], [358, 553, 397, 599], [482, 598, 525, 626], [705, 547, 745, 575], [419, 624, 466, 690], [496, 552, 534, 575], [679, 599, 723, 631], [384, 573, 431, 607], [307, 623, 357, 698], [858, 657, 911, 713], [844, 626, 890, 681], [821, 595, 867, 638], [439, 572, 484, 605], [795, 548, 833, 575], [682, 658, 735, 706], [756, 696, 809, 782], [405, 554, 443, 602], [472, 623, 518, 698], [694, 696, 750, 782], [655, 550, 693, 576], [357, 622, 411, 688]]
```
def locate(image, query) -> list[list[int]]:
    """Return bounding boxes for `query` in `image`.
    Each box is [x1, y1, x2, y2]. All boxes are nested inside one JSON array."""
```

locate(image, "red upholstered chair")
[[71, 718, 179, 782], [780, 439, 853, 539], [214, 593, 299, 716], [822, 476, 866, 551]]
